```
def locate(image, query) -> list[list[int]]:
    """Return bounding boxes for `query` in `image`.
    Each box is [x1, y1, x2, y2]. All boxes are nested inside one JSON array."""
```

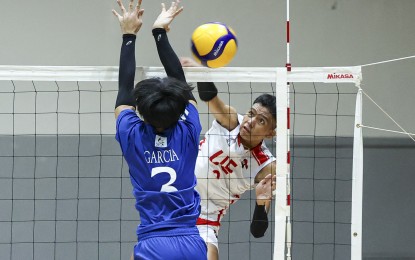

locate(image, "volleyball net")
[[0, 65, 363, 260]]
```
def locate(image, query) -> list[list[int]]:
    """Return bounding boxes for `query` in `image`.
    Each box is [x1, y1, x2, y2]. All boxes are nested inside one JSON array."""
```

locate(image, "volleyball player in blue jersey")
[[112, 0, 207, 259]]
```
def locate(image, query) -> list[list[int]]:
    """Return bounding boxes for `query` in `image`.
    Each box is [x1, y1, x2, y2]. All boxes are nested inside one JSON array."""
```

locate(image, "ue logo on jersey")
[[155, 135, 167, 148]]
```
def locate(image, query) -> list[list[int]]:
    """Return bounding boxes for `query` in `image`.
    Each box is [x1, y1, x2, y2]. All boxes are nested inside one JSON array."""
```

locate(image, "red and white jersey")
[[195, 115, 275, 226]]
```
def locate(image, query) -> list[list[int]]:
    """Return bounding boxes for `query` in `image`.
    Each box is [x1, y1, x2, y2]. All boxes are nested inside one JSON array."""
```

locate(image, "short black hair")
[[253, 94, 276, 122], [133, 77, 194, 129]]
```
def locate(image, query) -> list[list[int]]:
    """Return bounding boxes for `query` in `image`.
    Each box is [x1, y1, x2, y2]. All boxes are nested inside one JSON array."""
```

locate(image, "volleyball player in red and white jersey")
[[181, 58, 277, 260]]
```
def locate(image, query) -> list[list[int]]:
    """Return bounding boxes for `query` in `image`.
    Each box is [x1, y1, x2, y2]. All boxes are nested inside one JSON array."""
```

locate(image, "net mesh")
[[0, 66, 362, 260], [289, 82, 358, 260], [0, 80, 137, 260]]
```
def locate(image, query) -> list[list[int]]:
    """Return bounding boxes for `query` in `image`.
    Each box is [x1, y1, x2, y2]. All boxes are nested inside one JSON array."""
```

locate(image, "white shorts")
[[197, 225, 219, 249]]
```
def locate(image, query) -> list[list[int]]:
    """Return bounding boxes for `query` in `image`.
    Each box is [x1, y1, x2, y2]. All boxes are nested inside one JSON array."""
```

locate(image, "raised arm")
[[152, 1, 185, 81], [151, 1, 196, 105], [112, 0, 144, 118], [180, 57, 238, 130]]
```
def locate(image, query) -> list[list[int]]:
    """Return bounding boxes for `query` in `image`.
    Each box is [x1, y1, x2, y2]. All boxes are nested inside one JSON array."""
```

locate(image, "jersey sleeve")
[[182, 103, 202, 144], [115, 109, 141, 154]]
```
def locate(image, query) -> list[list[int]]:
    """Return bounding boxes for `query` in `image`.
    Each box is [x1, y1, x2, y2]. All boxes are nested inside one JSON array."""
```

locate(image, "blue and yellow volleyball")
[[191, 22, 238, 68]]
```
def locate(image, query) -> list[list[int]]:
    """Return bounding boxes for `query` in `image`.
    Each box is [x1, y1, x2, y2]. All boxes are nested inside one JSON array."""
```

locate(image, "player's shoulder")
[[181, 103, 201, 126], [189, 100, 198, 109]]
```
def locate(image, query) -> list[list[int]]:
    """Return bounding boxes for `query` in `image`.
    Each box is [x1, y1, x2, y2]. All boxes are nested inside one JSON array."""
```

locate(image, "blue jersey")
[[116, 103, 202, 239]]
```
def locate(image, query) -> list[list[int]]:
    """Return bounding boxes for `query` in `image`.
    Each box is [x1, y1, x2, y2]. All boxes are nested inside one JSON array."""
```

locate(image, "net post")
[[273, 68, 289, 260], [351, 77, 363, 260]]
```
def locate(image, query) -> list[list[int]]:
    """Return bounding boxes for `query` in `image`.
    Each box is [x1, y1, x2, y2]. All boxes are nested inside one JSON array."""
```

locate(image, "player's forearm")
[[152, 28, 186, 82], [152, 28, 195, 101], [115, 34, 137, 108], [250, 202, 269, 238]]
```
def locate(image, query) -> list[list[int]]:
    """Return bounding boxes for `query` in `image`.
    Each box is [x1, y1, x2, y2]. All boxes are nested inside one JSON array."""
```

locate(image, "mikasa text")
[[213, 41, 224, 57]]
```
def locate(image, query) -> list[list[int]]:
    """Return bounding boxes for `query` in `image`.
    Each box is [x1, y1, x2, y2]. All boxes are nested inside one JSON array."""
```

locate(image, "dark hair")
[[253, 94, 276, 121], [133, 77, 194, 129]]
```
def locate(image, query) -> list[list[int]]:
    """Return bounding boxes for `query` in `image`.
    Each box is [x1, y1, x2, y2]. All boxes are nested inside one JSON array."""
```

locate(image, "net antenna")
[[283, 0, 292, 258]]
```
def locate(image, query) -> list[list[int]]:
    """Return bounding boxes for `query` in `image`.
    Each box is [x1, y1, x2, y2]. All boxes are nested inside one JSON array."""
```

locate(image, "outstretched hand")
[[153, 0, 184, 32], [180, 57, 201, 67], [255, 174, 276, 206], [112, 0, 144, 35]]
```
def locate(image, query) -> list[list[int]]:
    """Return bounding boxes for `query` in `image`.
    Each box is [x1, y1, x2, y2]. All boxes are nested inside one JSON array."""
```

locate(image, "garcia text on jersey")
[[144, 149, 180, 164]]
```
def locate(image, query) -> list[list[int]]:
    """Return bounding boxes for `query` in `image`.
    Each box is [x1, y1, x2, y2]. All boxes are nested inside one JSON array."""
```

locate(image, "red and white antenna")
[[286, 0, 291, 72], [285, 0, 292, 259]]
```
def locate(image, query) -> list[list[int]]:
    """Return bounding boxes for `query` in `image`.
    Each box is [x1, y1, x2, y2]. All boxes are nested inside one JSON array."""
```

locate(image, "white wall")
[[1, 0, 414, 137]]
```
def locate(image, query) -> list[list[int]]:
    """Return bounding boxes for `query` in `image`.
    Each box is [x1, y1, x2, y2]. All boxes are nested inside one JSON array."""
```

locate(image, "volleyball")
[[191, 22, 238, 68]]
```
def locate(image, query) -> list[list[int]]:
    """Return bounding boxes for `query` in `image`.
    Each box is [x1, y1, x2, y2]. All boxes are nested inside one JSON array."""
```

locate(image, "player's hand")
[[255, 174, 276, 206], [152, 0, 183, 32], [180, 57, 201, 67], [112, 0, 144, 35]]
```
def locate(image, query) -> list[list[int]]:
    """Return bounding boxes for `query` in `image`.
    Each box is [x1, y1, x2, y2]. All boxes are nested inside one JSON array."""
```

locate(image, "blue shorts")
[[134, 234, 207, 260]]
